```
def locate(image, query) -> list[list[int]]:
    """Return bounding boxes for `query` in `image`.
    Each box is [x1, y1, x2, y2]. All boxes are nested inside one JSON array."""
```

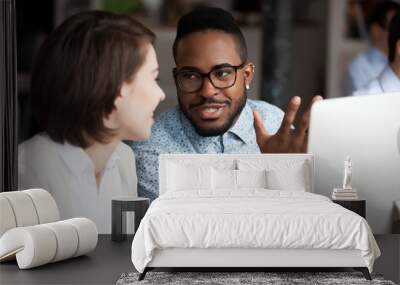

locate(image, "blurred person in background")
[[345, 1, 400, 95], [353, 11, 400, 95]]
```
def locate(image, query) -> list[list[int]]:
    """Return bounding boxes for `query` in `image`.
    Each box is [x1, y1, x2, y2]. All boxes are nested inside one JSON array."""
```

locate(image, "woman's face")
[[112, 44, 165, 141]]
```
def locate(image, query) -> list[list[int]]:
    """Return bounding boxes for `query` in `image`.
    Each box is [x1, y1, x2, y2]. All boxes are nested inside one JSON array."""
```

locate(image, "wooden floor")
[[373, 234, 400, 284], [0, 235, 398, 284]]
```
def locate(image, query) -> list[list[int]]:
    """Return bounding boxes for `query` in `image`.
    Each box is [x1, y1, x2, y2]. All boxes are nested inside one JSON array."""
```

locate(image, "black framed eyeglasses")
[[173, 63, 246, 93]]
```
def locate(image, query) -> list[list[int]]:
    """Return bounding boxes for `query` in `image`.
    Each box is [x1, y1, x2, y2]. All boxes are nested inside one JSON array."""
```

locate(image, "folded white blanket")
[[0, 218, 98, 269], [131, 190, 380, 273]]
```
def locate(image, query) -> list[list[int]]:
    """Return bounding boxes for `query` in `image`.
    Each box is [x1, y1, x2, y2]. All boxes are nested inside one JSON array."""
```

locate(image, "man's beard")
[[178, 91, 247, 137]]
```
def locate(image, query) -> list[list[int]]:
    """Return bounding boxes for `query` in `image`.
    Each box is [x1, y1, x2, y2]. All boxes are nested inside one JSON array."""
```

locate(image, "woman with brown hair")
[[18, 11, 165, 233]]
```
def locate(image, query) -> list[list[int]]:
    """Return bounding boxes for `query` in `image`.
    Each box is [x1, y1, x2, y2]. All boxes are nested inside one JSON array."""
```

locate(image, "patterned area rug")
[[116, 272, 396, 285]]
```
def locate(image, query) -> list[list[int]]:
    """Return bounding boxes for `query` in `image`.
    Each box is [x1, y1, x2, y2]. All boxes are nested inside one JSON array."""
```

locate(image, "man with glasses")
[[345, 1, 400, 95], [130, 7, 321, 200]]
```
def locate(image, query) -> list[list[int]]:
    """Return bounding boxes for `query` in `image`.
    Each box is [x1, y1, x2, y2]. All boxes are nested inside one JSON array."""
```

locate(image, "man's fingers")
[[253, 109, 270, 144], [301, 134, 309, 153], [295, 95, 323, 135], [294, 95, 323, 149], [279, 96, 301, 136], [311, 95, 324, 103], [306, 94, 323, 120]]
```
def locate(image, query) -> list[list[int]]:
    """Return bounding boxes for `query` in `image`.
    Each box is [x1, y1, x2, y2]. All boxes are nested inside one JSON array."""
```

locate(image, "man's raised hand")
[[253, 95, 323, 153]]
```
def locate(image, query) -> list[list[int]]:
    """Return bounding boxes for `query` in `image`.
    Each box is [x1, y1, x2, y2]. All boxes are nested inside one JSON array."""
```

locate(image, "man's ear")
[[243, 62, 255, 87]]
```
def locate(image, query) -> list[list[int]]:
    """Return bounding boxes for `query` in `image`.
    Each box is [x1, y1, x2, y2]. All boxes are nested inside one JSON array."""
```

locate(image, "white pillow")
[[267, 162, 310, 192], [165, 157, 236, 171], [237, 159, 310, 191], [236, 169, 267, 189], [211, 169, 268, 190], [212, 168, 236, 190], [167, 162, 212, 191], [266, 168, 307, 191]]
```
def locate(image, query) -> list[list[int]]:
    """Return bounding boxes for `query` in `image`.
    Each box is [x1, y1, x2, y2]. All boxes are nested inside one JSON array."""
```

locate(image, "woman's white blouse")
[[18, 134, 138, 234]]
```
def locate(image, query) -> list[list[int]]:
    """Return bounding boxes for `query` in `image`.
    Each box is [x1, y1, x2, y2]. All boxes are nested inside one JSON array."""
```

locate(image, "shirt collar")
[[56, 140, 119, 177], [178, 100, 254, 151], [379, 65, 400, 92], [226, 102, 254, 145]]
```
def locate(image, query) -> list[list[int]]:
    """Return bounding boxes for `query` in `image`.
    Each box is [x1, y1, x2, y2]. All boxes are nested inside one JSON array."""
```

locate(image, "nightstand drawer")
[[332, 199, 366, 218]]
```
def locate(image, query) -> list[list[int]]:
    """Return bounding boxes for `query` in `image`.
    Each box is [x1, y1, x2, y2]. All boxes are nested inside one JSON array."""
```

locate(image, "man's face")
[[174, 31, 254, 137]]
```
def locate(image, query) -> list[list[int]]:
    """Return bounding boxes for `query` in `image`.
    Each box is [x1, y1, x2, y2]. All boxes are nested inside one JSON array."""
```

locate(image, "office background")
[[1, 0, 381, 191]]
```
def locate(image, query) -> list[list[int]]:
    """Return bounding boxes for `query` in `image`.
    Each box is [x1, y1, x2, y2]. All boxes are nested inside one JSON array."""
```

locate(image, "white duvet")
[[131, 190, 380, 273]]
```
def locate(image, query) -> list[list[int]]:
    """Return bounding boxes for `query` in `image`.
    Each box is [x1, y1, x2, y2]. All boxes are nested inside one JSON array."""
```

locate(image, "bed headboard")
[[159, 154, 314, 195]]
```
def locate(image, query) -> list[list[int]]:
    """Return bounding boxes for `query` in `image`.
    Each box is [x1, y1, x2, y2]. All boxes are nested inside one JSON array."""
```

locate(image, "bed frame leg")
[[138, 268, 148, 281], [354, 267, 371, 280]]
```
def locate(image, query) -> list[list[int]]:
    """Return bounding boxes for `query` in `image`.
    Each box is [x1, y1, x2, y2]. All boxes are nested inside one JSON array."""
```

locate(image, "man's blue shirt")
[[129, 99, 284, 200]]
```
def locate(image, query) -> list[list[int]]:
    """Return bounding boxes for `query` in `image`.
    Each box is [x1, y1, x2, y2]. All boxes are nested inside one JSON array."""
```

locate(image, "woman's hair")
[[31, 11, 155, 148], [388, 11, 400, 62]]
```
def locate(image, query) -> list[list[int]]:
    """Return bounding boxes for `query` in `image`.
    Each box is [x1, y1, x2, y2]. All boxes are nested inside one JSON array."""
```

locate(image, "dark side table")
[[332, 199, 366, 218], [112, 197, 150, 241]]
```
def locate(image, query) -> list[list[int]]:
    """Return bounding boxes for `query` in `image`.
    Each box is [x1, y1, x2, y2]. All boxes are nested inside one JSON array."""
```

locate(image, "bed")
[[131, 154, 380, 280]]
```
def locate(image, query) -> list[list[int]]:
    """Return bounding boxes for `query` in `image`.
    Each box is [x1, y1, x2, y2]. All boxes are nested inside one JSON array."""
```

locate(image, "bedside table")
[[332, 199, 366, 218], [111, 197, 150, 242]]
